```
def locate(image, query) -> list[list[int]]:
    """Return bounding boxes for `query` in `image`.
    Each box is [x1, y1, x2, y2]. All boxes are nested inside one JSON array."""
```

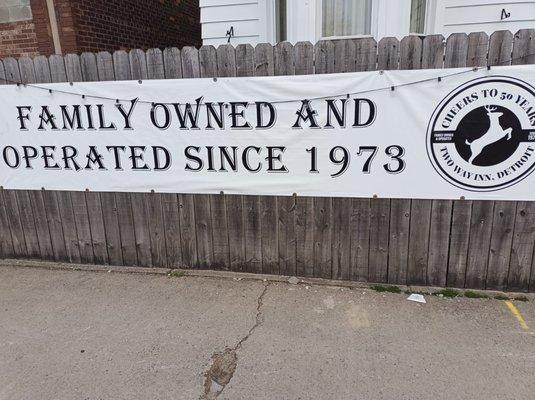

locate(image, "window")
[[321, 0, 372, 38], [275, 0, 287, 42], [409, 0, 426, 34]]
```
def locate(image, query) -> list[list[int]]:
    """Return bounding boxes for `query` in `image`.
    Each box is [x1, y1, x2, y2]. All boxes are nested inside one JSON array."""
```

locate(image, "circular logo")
[[426, 76, 535, 191]]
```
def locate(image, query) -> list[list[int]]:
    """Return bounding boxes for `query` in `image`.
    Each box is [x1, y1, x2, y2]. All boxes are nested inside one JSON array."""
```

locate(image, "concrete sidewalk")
[[0, 265, 533, 400]]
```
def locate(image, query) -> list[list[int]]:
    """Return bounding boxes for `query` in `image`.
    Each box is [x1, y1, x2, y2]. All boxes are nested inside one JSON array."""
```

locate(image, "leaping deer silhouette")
[[465, 105, 513, 164]]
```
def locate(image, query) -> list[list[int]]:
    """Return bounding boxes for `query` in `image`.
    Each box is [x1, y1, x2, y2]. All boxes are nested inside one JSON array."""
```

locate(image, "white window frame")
[[264, 0, 441, 44], [314, 0, 376, 41]]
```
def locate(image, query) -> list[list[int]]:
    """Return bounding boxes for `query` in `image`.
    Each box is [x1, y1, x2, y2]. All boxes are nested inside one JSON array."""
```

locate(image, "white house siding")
[[199, 0, 535, 46], [200, 0, 265, 46], [441, 0, 535, 36]]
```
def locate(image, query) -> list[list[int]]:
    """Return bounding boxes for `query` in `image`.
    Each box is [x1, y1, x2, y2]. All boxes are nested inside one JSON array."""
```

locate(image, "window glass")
[[410, 0, 426, 34], [322, 0, 372, 37], [275, 0, 287, 42]]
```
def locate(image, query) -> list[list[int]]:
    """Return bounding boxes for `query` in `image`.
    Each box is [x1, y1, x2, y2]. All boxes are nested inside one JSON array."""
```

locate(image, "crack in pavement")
[[200, 282, 270, 400]]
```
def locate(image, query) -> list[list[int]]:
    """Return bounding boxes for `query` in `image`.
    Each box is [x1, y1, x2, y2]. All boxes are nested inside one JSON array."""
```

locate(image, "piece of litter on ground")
[[288, 277, 299, 285], [305, 286, 310, 290], [407, 293, 426, 304]]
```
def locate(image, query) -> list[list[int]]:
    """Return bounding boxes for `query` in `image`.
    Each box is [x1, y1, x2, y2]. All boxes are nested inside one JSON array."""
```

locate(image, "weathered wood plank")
[[33, 55, 52, 83], [294, 42, 314, 75], [130, 192, 152, 267], [0, 190, 14, 257], [161, 193, 182, 267], [70, 191, 94, 264], [144, 49, 168, 268], [0, 59, 5, 85], [49, 54, 67, 82], [313, 197, 332, 278], [227, 195, 246, 271], [112, 49, 140, 266], [292, 42, 314, 277], [193, 194, 213, 268], [421, 35, 445, 69], [2, 190, 26, 257], [130, 49, 166, 268], [427, 200, 453, 287], [387, 199, 410, 285], [387, 36, 421, 285], [467, 32, 489, 68], [353, 38, 377, 71], [486, 201, 516, 290], [85, 192, 109, 265], [260, 196, 279, 274], [129, 49, 148, 80], [368, 198, 390, 283], [399, 36, 422, 70], [243, 195, 262, 273], [15, 58, 54, 261], [163, 47, 182, 79], [96, 52, 115, 81], [92, 53, 122, 266], [507, 202, 535, 292], [350, 198, 370, 281], [444, 33, 468, 68], [113, 50, 132, 81], [182, 45, 214, 269], [466, 31, 514, 288], [274, 41, 295, 75], [377, 37, 399, 70], [55, 191, 82, 263], [210, 193, 230, 269], [18, 57, 36, 84], [488, 30, 514, 67], [236, 44, 255, 77], [447, 200, 472, 288], [80, 52, 99, 81], [0, 64, 11, 257], [509, 31, 535, 292], [334, 39, 356, 73], [512, 29, 535, 66], [15, 190, 40, 258], [407, 200, 432, 285], [273, 42, 296, 276], [447, 33, 488, 287], [314, 40, 335, 74], [64, 53, 83, 82], [216, 44, 236, 77], [199, 45, 217, 78], [278, 196, 296, 276], [115, 192, 138, 265], [99, 192, 123, 265], [180, 46, 201, 78], [1, 61, 41, 259], [254, 43, 274, 76], [332, 197, 351, 280], [41, 190, 67, 261], [178, 194, 197, 267], [419, 34, 447, 287], [465, 201, 494, 289], [295, 196, 314, 277]]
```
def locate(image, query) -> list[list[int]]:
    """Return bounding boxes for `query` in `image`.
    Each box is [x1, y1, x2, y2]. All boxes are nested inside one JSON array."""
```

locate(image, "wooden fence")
[[1, 30, 535, 292]]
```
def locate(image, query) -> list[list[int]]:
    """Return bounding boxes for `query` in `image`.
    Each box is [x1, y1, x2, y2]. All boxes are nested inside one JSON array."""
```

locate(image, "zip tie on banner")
[[1, 50, 534, 105]]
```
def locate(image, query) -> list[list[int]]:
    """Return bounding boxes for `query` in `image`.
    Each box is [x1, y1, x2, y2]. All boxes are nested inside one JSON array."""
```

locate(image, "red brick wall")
[[0, 21, 39, 59], [1, 0, 200, 59], [71, 0, 201, 53]]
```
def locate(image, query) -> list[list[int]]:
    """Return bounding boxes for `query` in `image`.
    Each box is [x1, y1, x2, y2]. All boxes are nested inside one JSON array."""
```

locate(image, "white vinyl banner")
[[1, 65, 535, 200]]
